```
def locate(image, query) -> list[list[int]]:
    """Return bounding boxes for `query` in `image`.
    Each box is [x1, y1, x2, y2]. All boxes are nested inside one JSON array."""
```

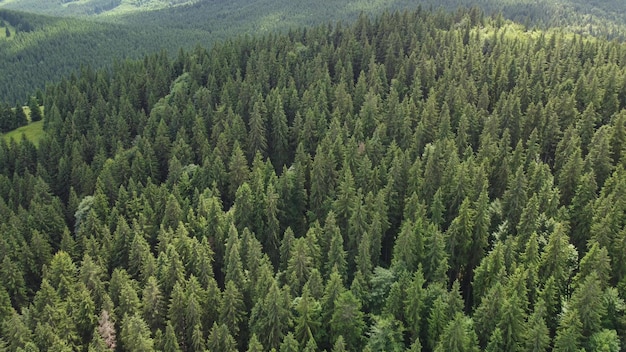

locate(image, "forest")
[[2, 0, 626, 103], [1, 6, 626, 352]]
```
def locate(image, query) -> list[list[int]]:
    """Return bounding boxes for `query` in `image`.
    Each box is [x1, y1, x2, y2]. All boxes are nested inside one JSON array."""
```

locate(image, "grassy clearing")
[[2, 119, 44, 145], [3, 106, 46, 146], [0, 22, 16, 41]]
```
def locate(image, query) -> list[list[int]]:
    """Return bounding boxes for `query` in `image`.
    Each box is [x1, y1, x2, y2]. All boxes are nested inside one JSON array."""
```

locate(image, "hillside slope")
[[0, 0, 196, 17], [1, 7, 626, 351], [0, 0, 625, 103]]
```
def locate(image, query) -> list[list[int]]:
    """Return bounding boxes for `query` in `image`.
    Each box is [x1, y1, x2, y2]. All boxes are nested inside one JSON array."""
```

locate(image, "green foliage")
[[434, 312, 480, 352], [293, 287, 321, 346], [0, 6, 625, 352], [120, 313, 154, 352], [589, 329, 621, 352], [366, 315, 405, 352], [249, 281, 292, 350], [207, 322, 237, 352], [330, 290, 365, 351]]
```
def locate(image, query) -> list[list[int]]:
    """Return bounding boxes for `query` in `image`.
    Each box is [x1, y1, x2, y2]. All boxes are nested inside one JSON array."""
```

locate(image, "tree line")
[[2, 0, 626, 104]]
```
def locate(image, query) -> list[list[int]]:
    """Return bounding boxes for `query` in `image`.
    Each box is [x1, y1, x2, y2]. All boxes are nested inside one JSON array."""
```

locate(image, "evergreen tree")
[[366, 315, 405, 352], [279, 332, 299, 352], [228, 142, 250, 202], [2, 311, 34, 351], [286, 238, 314, 295], [14, 103, 27, 128], [249, 281, 292, 350], [219, 280, 245, 339], [247, 99, 268, 159], [330, 291, 365, 351], [206, 323, 237, 352], [246, 334, 264, 352], [423, 223, 449, 284], [325, 216, 348, 279], [0, 256, 27, 307], [162, 322, 181, 352], [434, 312, 479, 352], [524, 299, 551, 352], [553, 308, 582, 352], [569, 273, 606, 340], [404, 267, 425, 340], [293, 287, 321, 347], [497, 293, 527, 352], [28, 96, 42, 122], [588, 329, 621, 352], [120, 314, 155, 352]]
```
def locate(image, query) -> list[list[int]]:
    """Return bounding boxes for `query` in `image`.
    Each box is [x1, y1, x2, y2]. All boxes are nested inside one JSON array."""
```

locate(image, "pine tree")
[[293, 287, 321, 347], [0, 256, 27, 307], [497, 293, 527, 352], [501, 166, 528, 232], [434, 312, 479, 352], [28, 96, 42, 122], [14, 103, 27, 128], [485, 328, 503, 352], [190, 324, 205, 352], [249, 281, 292, 350], [265, 183, 281, 267], [473, 283, 504, 347], [325, 216, 348, 279], [162, 322, 181, 352], [246, 334, 264, 352], [423, 223, 449, 284], [569, 273, 606, 339], [247, 99, 268, 159], [391, 219, 423, 273], [524, 299, 551, 352], [268, 91, 290, 169], [223, 224, 247, 290], [228, 142, 250, 202], [365, 314, 404, 352], [279, 332, 299, 352], [330, 291, 365, 351], [167, 281, 187, 350], [2, 311, 34, 351], [588, 329, 621, 352], [553, 308, 582, 352], [539, 222, 577, 294], [120, 314, 155, 352], [568, 172, 597, 252], [286, 238, 313, 295], [446, 197, 475, 282], [0, 285, 11, 325], [404, 267, 425, 340], [206, 323, 237, 352], [219, 280, 245, 338]]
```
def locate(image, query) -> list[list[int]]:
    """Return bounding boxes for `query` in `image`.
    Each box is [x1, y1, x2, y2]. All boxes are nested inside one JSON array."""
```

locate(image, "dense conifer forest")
[[1, 7, 626, 352], [1, 0, 626, 103]]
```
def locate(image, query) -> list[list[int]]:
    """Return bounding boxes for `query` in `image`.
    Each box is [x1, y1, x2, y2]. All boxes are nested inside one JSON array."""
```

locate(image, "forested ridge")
[[0, 9, 214, 104], [2, 0, 626, 103], [1, 7, 626, 351]]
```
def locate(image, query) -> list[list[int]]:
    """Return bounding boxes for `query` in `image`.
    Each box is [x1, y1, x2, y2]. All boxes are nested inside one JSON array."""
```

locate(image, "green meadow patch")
[[2, 119, 44, 146]]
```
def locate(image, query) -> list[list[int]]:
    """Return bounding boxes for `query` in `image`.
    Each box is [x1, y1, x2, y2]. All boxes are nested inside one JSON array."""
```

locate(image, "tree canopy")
[[1, 6, 626, 352]]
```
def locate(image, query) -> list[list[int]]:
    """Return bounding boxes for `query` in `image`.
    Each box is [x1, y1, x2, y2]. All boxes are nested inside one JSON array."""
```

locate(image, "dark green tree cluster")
[[0, 9, 34, 32], [1, 7, 626, 352], [0, 103, 28, 132]]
